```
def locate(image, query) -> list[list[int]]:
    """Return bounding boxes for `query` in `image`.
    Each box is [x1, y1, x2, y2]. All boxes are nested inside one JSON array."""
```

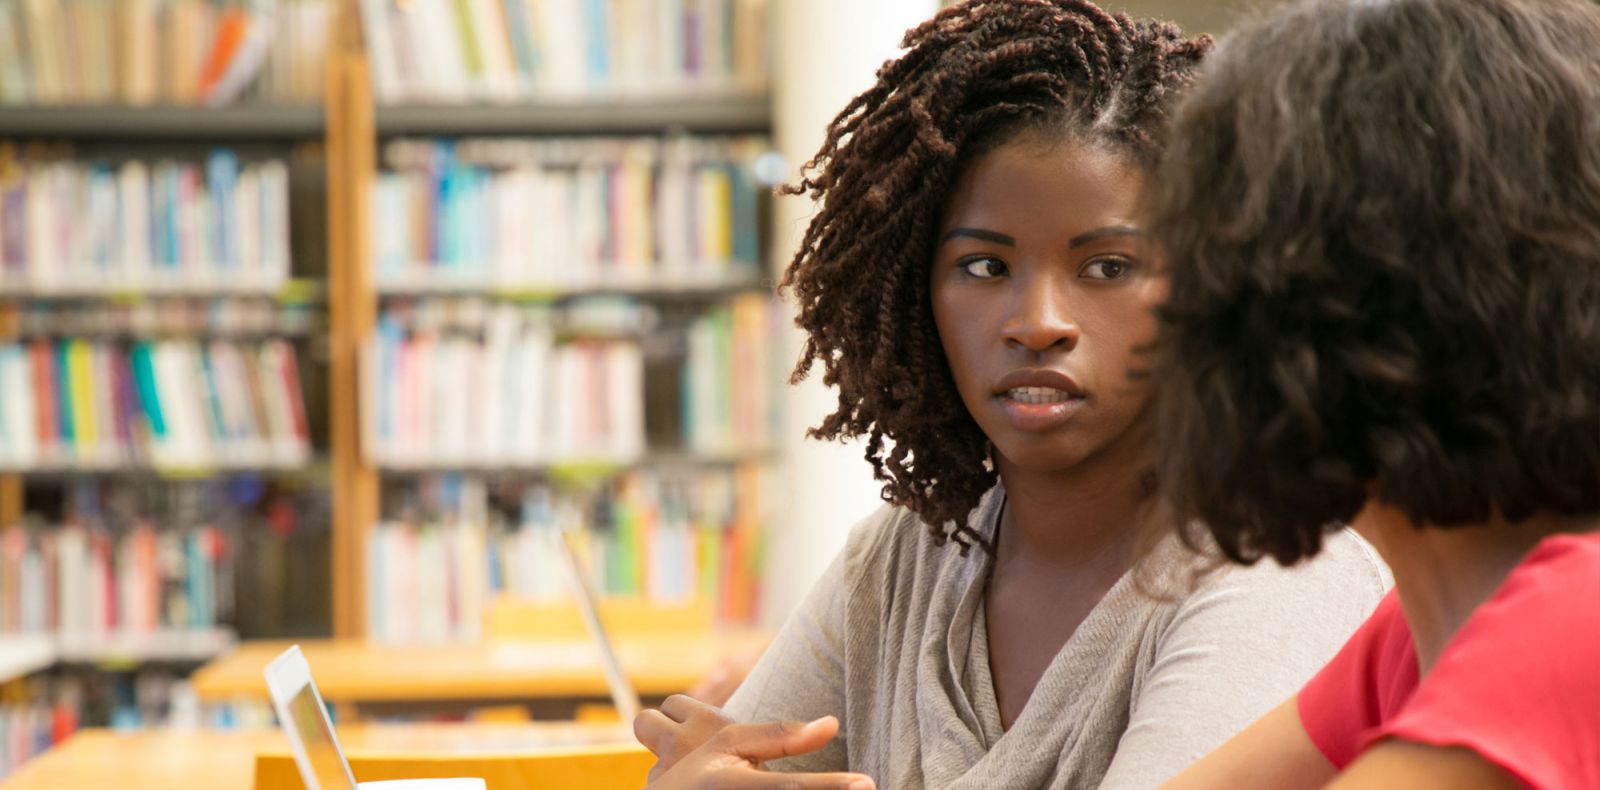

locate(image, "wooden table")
[[192, 632, 770, 706], [1, 722, 646, 790]]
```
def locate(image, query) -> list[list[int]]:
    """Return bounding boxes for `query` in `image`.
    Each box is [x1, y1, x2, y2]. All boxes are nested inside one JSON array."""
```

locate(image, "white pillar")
[[763, 0, 940, 626]]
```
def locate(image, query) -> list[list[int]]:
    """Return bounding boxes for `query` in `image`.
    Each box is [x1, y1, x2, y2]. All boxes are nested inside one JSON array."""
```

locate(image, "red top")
[[1298, 531, 1600, 790]]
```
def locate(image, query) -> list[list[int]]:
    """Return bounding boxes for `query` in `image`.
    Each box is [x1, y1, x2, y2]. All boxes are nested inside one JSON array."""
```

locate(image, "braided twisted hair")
[[781, 0, 1210, 552]]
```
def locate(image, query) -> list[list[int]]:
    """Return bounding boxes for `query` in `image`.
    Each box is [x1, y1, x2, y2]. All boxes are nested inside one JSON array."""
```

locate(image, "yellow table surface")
[[191, 632, 771, 703], [0, 721, 641, 790]]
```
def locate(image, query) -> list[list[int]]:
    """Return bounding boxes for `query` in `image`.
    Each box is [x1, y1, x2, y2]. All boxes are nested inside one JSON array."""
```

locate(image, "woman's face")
[[931, 135, 1163, 477]]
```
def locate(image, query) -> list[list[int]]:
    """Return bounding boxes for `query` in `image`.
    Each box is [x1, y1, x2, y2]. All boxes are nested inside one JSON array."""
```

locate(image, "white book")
[[572, 163, 604, 283], [117, 161, 152, 287], [550, 344, 580, 459], [416, 525, 447, 643], [513, 323, 550, 464], [657, 147, 692, 272], [159, 341, 212, 467], [256, 161, 290, 286], [532, 0, 584, 94], [24, 169, 56, 288], [0, 346, 34, 467], [358, 0, 403, 104], [413, 0, 470, 100], [608, 341, 644, 459], [477, 307, 514, 464], [656, 0, 684, 85], [234, 169, 260, 280]]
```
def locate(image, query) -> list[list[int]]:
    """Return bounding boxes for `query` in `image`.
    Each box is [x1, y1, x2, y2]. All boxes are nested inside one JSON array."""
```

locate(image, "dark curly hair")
[[1150, 0, 1600, 566], [780, 0, 1210, 551]]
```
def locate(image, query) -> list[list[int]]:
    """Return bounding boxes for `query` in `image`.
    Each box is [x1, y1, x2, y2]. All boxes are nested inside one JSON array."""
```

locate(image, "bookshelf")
[[0, 1, 346, 765], [0, 1, 784, 772]]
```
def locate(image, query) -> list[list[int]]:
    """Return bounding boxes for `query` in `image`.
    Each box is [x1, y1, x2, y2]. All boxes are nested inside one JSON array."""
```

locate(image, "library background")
[[0, 0, 1261, 786]]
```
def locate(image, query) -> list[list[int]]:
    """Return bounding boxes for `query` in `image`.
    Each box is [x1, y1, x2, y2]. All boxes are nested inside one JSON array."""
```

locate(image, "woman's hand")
[[643, 715, 874, 790], [635, 695, 739, 780]]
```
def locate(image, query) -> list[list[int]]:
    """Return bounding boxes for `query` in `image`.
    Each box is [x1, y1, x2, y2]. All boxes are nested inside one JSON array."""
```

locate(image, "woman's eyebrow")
[[940, 227, 1015, 246], [1068, 225, 1142, 248]]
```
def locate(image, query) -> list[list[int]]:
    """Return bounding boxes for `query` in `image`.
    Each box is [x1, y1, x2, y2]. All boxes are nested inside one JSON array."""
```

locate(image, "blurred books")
[[0, 0, 333, 107], [0, 338, 311, 471], [0, 148, 292, 295], [373, 136, 764, 293], [366, 468, 765, 643], [358, 0, 769, 104]]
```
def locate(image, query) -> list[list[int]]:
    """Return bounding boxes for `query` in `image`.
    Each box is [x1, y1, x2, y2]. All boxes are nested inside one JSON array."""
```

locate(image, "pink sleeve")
[[1296, 590, 1416, 769], [1373, 535, 1600, 790]]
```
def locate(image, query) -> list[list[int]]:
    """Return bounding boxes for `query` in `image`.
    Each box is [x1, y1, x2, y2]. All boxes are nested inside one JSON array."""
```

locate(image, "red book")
[[272, 341, 310, 445], [30, 341, 56, 460]]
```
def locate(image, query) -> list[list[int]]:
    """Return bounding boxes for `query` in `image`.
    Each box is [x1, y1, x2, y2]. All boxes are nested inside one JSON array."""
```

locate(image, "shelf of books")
[[351, 0, 781, 642], [0, 2, 342, 770]]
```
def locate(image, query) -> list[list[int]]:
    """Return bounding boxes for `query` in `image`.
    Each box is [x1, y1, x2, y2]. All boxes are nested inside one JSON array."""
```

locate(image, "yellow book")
[[696, 166, 733, 265], [67, 339, 98, 457]]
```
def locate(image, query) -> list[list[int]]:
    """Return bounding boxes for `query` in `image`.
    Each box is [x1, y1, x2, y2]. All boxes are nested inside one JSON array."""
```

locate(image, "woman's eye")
[[961, 258, 1008, 279], [1079, 257, 1133, 281]]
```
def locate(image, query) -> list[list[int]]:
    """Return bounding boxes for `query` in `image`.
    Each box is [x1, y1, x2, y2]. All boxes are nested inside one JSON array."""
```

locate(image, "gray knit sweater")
[[725, 486, 1390, 789]]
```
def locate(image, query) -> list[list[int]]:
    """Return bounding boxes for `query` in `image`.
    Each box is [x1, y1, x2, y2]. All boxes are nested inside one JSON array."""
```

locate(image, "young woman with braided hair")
[[633, 2, 1387, 787]]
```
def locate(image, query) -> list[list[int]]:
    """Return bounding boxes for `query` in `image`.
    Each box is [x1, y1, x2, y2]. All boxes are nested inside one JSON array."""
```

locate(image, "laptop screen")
[[285, 685, 358, 790]]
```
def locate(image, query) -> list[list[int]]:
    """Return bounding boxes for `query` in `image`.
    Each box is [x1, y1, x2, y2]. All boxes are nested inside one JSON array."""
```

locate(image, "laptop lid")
[[264, 644, 359, 790], [555, 529, 643, 723]]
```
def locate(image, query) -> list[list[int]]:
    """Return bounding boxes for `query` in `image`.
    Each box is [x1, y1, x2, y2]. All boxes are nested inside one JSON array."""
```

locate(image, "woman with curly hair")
[[633, 2, 1389, 788], [1150, 1, 1600, 788]]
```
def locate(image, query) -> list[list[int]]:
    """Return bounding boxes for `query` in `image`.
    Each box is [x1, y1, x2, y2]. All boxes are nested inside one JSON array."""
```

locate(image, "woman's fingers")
[[634, 708, 678, 755], [661, 693, 715, 723], [709, 716, 843, 763]]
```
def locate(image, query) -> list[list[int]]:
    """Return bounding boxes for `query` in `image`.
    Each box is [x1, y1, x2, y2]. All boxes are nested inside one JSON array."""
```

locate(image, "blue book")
[[583, 0, 609, 82], [728, 161, 757, 267], [129, 343, 168, 440], [430, 141, 456, 267], [54, 343, 73, 450], [207, 150, 241, 268], [501, 0, 536, 79]]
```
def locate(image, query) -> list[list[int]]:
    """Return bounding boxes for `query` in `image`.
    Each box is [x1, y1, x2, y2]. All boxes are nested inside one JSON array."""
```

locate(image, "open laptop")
[[262, 643, 362, 790], [264, 529, 639, 790]]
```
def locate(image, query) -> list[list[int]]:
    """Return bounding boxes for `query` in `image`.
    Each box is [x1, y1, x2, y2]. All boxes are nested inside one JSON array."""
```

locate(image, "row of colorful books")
[[0, 339, 311, 471], [0, 519, 232, 637], [0, 0, 335, 107], [365, 468, 764, 643], [360, 0, 768, 104], [373, 137, 763, 290], [365, 295, 776, 467], [0, 149, 293, 293], [367, 303, 645, 466], [9, 299, 318, 339], [683, 294, 775, 455]]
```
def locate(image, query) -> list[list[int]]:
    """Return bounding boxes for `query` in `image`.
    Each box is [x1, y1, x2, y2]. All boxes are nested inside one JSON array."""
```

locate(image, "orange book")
[[198, 7, 251, 99]]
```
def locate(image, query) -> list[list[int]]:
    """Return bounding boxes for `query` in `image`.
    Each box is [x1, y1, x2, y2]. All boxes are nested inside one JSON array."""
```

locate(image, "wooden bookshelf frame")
[[327, 1, 379, 640]]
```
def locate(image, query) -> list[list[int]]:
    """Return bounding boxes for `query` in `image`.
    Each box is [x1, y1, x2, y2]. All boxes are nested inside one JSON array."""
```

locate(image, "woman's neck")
[[1357, 500, 1595, 672], [993, 452, 1148, 573]]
